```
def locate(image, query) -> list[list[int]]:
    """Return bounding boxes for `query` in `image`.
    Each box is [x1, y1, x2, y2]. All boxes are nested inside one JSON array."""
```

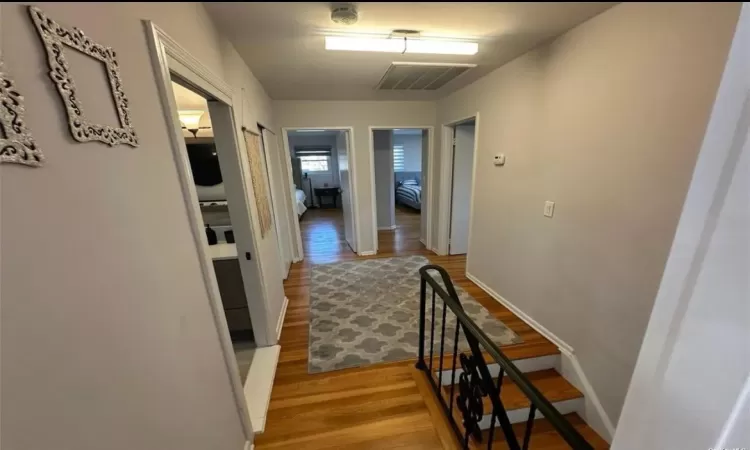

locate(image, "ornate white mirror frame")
[[29, 6, 138, 147]]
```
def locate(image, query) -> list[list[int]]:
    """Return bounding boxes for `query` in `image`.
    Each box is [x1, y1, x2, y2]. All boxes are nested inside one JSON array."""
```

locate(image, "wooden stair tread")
[[476, 413, 610, 450], [428, 342, 560, 374], [441, 369, 583, 412]]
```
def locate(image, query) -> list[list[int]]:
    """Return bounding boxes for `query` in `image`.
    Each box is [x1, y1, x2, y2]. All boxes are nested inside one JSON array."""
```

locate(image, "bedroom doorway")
[[439, 115, 479, 256], [370, 127, 432, 254], [169, 78, 262, 381], [282, 128, 358, 263]]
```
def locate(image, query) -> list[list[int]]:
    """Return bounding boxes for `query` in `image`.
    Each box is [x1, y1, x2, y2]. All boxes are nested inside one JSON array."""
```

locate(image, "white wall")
[[288, 134, 340, 206], [0, 3, 282, 449], [220, 35, 287, 344], [274, 101, 435, 253], [613, 6, 750, 447], [373, 130, 394, 229], [393, 133, 422, 172], [435, 2, 741, 424]]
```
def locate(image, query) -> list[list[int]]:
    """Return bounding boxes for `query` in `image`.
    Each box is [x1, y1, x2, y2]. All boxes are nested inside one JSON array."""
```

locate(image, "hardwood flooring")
[[255, 207, 558, 449]]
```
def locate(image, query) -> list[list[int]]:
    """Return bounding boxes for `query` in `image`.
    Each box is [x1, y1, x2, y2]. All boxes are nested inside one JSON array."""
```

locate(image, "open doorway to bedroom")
[[283, 128, 357, 263], [371, 127, 431, 254], [170, 79, 260, 381]]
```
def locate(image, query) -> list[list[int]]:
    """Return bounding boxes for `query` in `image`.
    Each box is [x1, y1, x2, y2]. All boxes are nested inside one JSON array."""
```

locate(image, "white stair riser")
[[478, 398, 584, 430], [437, 354, 560, 386]]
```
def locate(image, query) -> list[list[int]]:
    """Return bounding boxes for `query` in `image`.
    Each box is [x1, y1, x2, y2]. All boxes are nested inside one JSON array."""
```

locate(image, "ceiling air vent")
[[376, 62, 476, 91]]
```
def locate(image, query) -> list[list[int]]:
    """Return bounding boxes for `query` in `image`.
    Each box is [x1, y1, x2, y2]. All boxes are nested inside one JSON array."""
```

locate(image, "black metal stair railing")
[[416, 265, 594, 450]]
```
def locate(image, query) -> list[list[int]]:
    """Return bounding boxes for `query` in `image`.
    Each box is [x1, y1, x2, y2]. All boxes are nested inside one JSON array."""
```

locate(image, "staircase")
[[416, 265, 610, 449]]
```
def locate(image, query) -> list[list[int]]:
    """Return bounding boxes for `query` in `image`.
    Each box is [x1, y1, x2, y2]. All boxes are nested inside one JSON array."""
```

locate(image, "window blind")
[[295, 146, 332, 156], [393, 145, 405, 172]]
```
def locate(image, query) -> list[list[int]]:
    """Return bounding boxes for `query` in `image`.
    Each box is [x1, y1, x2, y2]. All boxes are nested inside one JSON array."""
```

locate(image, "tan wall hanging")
[[243, 129, 273, 238]]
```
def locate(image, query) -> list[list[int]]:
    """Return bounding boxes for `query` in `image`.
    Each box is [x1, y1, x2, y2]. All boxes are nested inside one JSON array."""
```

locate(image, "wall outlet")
[[544, 201, 555, 217]]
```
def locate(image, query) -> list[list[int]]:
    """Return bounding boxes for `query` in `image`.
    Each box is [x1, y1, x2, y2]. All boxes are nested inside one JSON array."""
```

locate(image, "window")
[[300, 155, 330, 172], [393, 145, 405, 172]]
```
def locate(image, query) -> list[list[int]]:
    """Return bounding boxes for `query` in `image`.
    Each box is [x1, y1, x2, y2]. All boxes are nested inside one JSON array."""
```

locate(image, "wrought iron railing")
[[416, 265, 594, 450]]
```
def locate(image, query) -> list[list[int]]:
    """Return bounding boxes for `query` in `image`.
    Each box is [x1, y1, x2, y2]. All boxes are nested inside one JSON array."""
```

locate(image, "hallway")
[[255, 208, 561, 449]]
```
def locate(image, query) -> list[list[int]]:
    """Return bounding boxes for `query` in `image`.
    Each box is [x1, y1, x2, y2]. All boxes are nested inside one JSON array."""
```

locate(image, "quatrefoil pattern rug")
[[308, 256, 522, 373]]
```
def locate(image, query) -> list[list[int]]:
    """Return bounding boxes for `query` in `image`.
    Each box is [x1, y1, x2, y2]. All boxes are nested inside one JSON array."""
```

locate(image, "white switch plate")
[[544, 201, 555, 217]]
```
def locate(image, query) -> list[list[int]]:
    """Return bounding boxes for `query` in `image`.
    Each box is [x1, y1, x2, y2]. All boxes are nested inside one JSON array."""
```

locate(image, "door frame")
[[438, 113, 480, 259], [145, 21, 256, 444], [368, 126, 435, 253], [280, 126, 359, 258]]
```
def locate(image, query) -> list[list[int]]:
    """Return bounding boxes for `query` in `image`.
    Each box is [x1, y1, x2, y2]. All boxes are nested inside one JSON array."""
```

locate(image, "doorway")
[[282, 128, 357, 263], [439, 115, 479, 256], [370, 127, 431, 254], [170, 78, 262, 381]]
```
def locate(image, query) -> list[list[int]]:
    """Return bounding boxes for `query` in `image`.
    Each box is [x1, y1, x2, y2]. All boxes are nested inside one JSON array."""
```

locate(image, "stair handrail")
[[417, 264, 594, 450]]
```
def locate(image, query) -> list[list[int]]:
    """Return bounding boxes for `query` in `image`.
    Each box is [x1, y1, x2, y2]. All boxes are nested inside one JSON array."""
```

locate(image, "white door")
[[449, 124, 475, 255], [207, 102, 274, 345], [261, 128, 293, 278], [337, 130, 357, 252]]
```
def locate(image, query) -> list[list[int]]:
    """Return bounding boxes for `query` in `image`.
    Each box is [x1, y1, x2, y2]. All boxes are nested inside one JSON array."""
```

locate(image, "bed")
[[295, 188, 307, 218], [395, 179, 421, 210]]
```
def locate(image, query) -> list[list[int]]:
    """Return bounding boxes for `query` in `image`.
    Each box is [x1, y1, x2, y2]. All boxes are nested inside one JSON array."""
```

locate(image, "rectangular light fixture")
[[324, 36, 478, 56]]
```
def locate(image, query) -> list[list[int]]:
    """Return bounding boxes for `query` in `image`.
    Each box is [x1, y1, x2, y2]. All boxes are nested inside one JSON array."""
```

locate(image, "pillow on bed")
[[401, 179, 419, 186]]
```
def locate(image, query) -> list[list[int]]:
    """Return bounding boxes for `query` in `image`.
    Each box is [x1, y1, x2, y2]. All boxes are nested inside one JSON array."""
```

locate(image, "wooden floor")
[[255, 207, 557, 449]]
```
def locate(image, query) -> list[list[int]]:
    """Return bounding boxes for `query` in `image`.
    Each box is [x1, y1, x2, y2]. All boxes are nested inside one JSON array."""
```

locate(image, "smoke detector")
[[331, 5, 358, 25]]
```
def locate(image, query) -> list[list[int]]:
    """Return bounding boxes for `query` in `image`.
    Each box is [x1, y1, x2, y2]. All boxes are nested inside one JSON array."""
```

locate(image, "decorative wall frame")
[[0, 61, 45, 167], [29, 6, 138, 147]]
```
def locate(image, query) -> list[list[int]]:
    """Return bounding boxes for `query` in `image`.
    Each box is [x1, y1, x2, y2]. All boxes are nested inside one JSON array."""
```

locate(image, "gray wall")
[[373, 130, 394, 229], [613, 6, 750, 447], [393, 133, 422, 172], [435, 2, 741, 424], [0, 2, 280, 449]]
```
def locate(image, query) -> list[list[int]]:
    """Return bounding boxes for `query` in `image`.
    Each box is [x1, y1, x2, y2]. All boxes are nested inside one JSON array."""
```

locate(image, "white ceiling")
[[205, 2, 615, 101]]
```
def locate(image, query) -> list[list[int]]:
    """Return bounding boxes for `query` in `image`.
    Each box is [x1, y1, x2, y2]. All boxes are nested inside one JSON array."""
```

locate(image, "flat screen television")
[[186, 142, 223, 186]]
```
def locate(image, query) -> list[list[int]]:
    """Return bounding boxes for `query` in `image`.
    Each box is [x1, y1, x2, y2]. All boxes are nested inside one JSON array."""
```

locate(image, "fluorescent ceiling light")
[[296, 129, 326, 133], [325, 36, 478, 56]]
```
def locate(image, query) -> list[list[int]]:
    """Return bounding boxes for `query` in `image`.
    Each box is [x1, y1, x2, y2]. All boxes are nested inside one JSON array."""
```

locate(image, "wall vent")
[[376, 62, 476, 91]]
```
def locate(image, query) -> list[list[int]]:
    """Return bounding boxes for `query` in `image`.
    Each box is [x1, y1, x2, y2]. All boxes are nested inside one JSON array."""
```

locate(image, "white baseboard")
[[378, 225, 397, 230], [276, 296, 289, 342], [358, 250, 377, 256], [466, 271, 615, 441], [244, 345, 281, 434], [420, 238, 426, 246], [559, 352, 616, 442], [466, 272, 574, 355]]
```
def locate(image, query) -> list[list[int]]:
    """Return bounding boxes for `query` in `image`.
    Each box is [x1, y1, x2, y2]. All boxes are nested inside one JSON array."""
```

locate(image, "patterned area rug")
[[308, 256, 522, 373]]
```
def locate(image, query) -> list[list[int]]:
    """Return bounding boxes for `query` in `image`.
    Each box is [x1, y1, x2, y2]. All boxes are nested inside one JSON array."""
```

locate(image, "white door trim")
[[280, 126, 359, 255], [438, 113, 480, 259], [368, 126, 435, 253], [280, 130, 304, 262], [144, 20, 253, 443]]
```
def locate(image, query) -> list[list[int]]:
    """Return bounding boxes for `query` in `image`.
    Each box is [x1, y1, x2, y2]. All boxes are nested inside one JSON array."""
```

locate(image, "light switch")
[[544, 201, 555, 218]]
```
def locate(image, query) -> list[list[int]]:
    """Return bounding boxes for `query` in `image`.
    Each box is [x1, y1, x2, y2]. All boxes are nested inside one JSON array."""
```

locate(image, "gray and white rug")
[[308, 255, 522, 373]]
